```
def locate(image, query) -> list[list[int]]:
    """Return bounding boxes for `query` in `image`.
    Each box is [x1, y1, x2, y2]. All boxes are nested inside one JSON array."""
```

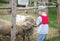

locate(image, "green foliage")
[[0, 0, 9, 3], [49, 0, 57, 2], [48, 8, 58, 28]]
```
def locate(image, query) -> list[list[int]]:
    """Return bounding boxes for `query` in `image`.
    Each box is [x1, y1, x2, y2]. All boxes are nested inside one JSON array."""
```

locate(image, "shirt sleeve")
[[36, 16, 42, 26]]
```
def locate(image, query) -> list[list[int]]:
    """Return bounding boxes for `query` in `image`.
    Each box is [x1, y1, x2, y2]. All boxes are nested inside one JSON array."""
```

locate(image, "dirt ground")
[[29, 27, 59, 41], [0, 27, 59, 41]]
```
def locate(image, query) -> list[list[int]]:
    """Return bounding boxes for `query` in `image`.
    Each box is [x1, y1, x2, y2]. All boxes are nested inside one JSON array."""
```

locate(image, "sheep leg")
[[22, 30, 26, 41]]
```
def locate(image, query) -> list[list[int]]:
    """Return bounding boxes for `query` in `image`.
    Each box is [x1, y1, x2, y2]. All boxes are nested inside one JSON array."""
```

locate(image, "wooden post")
[[29, 0, 31, 6], [26, 0, 29, 7], [11, 0, 17, 41], [57, 0, 60, 33], [43, 0, 48, 14], [34, 0, 37, 7], [9, 0, 11, 7], [34, 0, 37, 12]]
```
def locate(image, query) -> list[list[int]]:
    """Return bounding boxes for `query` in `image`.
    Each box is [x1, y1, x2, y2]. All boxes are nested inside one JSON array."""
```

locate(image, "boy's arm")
[[36, 16, 42, 27]]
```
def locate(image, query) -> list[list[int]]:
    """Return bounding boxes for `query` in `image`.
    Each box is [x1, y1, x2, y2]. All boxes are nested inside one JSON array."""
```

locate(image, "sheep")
[[0, 15, 36, 41], [16, 15, 36, 41]]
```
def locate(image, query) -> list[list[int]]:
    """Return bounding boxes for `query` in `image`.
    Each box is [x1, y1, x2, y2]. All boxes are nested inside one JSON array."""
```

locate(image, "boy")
[[36, 6, 49, 41]]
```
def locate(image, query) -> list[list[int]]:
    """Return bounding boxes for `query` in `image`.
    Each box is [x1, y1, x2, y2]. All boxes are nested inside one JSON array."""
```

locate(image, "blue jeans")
[[37, 34, 47, 41]]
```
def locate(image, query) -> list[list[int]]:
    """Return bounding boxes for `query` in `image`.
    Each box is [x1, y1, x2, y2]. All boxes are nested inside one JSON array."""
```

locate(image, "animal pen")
[[0, 0, 60, 41]]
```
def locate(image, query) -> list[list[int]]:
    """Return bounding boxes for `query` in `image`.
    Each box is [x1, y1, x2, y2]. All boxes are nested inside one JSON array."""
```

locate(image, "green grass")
[[48, 8, 58, 29], [0, 15, 11, 21]]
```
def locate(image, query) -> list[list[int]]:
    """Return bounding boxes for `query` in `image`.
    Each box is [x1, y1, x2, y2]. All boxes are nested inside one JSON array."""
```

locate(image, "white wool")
[[16, 15, 26, 24]]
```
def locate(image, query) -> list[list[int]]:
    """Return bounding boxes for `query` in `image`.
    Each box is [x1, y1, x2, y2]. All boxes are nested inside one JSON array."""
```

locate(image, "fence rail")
[[0, 6, 57, 10]]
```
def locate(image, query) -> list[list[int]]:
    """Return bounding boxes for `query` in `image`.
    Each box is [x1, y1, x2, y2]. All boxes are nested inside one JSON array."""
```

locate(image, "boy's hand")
[[34, 25, 38, 27]]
